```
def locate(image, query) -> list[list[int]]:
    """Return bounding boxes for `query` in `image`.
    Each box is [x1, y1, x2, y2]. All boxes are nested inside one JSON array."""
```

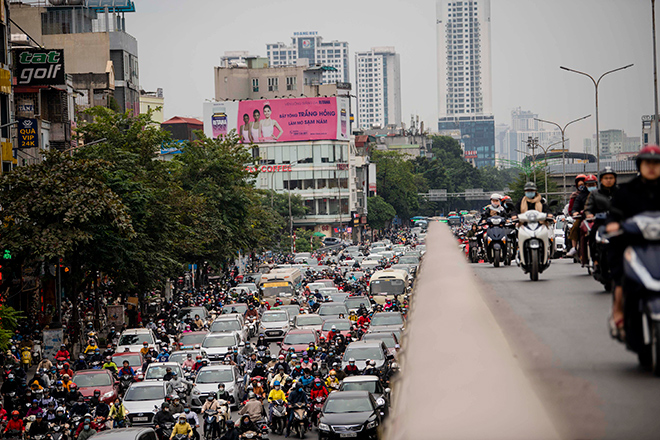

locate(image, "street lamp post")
[[535, 115, 591, 203], [529, 139, 565, 199], [560, 64, 634, 173]]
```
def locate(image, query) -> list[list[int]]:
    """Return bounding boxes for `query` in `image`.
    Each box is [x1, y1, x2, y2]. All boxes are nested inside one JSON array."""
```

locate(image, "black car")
[[323, 237, 342, 247], [317, 390, 384, 440]]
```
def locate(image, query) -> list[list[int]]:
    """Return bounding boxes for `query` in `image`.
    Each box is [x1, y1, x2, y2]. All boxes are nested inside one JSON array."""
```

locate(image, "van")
[[369, 269, 409, 304], [259, 267, 302, 305]]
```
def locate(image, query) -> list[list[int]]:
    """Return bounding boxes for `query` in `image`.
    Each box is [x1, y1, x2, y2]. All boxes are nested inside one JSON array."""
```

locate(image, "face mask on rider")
[[83, 424, 90, 431], [525, 191, 536, 199], [587, 186, 597, 192]]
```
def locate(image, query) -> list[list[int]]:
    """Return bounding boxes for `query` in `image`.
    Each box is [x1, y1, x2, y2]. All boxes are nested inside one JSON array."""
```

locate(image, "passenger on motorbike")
[[607, 145, 660, 340], [55, 344, 70, 361], [567, 175, 588, 257], [238, 392, 265, 423], [70, 396, 90, 418], [170, 396, 184, 415], [26, 412, 49, 439], [481, 194, 507, 220], [154, 402, 175, 438], [102, 356, 118, 374], [585, 168, 618, 273]]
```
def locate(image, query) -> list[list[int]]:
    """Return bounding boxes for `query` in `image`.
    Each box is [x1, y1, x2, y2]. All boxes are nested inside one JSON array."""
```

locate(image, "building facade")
[[266, 31, 349, 84], [0, 0, 12, 174], [140, 88, 164, 124], [355, 47, 402, 129], [436, 0, 494, 167]]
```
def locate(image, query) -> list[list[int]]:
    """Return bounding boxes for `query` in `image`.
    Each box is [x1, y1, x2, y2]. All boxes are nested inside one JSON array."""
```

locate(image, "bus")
[[259, 268, 302, 305], [368, 269, 409, 304]]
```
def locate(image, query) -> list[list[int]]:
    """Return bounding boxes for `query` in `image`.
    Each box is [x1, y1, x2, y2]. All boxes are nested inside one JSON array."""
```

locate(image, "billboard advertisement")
[[203, 97, 349, 143], [14, 49, 65, 86]]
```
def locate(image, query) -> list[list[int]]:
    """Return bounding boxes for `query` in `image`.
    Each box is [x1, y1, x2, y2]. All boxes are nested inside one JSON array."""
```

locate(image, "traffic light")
[[351, 211, 360, 226], [2, 249, 10, 260]]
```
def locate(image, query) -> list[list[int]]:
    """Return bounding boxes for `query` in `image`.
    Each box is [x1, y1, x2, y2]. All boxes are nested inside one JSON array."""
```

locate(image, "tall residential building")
[[436, 0, 495, 167], [355, 47, 402, 129], [266, 31, 349, 84], [502, 108, 562, 165]]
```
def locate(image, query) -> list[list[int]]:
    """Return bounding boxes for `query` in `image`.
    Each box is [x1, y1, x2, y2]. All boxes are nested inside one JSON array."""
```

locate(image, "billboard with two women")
[[203, 96, 349, 143]]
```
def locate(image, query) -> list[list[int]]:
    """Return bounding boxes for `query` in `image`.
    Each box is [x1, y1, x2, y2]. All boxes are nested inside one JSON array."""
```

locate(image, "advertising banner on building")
[[17, 118, 38, 149], [203, 97, 349, 143], [42, 329, 63, 362], [14, 49, 65, 86], [107, 305, 125, 327]]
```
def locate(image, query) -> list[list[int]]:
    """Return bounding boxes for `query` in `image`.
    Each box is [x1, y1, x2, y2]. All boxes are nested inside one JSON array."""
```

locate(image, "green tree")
[[507, 169, 561, 204], [370, 150, 419, 220], [292, 228, 323, 253], [0, 306, 24, 351], [367, 196, 397, 230]]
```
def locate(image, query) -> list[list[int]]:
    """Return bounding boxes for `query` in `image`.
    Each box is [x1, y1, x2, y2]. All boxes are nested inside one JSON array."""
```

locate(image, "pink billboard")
[[237, 97, 349, 143]]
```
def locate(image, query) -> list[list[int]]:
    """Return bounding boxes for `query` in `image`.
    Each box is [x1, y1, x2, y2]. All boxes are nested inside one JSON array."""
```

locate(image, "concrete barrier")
[[384, 222, 560, 440]]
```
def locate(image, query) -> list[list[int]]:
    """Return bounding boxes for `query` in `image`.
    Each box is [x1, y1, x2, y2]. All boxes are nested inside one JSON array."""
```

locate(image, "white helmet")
[[490, 193, 502, 201]]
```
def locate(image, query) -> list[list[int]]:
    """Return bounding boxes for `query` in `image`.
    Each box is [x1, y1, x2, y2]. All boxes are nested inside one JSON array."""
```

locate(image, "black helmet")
[[524, 182, 537, 191], [599, 166, 617, 179]]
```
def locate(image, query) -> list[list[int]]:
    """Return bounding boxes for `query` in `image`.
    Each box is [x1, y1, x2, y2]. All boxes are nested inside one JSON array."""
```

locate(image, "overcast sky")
[[127, 0, 653, 150]]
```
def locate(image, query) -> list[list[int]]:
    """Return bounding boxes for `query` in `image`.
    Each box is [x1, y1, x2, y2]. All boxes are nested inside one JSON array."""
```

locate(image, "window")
[[252, 78, 259, 92], [286, 76, 297, 91], [268, 77, 279, 92]]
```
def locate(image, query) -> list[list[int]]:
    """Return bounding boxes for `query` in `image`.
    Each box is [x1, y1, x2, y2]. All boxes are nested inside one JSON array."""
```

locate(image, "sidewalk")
[[384, 223, 560, 440]]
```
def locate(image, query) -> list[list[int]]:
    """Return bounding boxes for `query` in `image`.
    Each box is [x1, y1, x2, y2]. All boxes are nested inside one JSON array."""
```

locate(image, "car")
[[341, 340, 391, 372], [123, 381, 173, 426], [404, 250, 423, 259], [315, 279, 336, 288], [369, 312, 405, 333], [236, 283, 258, 294], [209, 315, 248, 342], [553, 217, 567, 258], [389, 263, 414, 276], [274, 304, 301, 323], [258, 310, 290, 340], [339, 375, 390, 413], [279, 329, 319, 355], [117, 328, 158, 353], [328, 292, 350, 303], [222, 303, 248, 315], [143, 362, 183, 381], [177, 306, 209, 322], [192, 365, 243, 409], [361, 332, 400, 356], [168, 349, 208, 368], [175, 331, 209, 351], [318, 287, 340, 297], [317, 303, 349, 321], [72, 370, 118, 404], [317, 390, 383, 440], [306, 282, 329, 293], [344, 296, 372, 314], [398, 255, 420, 267], [91, 427, 158, 440], [323, 237, 342, 247], [321, 319, 352, 340], [292, 313, 323, 332], [201, 332, 244, 361], [111, 351, 144, 376]]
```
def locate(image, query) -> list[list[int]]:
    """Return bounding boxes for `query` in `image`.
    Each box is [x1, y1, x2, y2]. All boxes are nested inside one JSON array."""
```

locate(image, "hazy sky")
[[127, 0, 653, 150]]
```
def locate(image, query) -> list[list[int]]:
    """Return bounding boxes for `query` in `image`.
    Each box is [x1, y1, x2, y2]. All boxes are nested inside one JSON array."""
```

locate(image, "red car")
[[321, 319, 352, 340], [279, 329, 319, 356], [72, 370, 119, 404], [112, 351, 144, 378]]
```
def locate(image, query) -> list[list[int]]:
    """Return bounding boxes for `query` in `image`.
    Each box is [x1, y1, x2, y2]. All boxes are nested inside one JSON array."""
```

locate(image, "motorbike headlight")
[[367, 420, 378, 429], [318, 422, 330, 431], [376, 397, 386, 407]]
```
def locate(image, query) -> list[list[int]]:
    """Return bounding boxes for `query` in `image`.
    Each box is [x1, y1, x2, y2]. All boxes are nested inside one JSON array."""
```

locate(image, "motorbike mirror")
[[548, 199, 559, 207], [380, 412, 385, 416], [384, 388, 391, 394]]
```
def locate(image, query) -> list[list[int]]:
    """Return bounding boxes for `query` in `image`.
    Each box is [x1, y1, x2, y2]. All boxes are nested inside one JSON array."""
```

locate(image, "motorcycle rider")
[[70, 395, 90, 418], [108, 398, 128, 428], [170, 413, 193, 439], [182, 405, 200, 440], [310, 378, 328, 401], [267, 380, 287, 423], [83, 339, 99, 355], [201, 394, 222, 438], [607, 145, 660, 341], [216, 383, 232, 403], [73, 354, 88, 371], [481, 193, 507, 220], [118, 360, 135, 379], [102, 356, 118, 374], [93, 391, 110, 420], [285, 382, 308, 437], [170, 371, 193, 394], [181, 353, 195, 370], [585, 167, 618, 276], [238, 391, 265, 423], [343, 358, 359, 376], [514, 182, 552, 216], [26, 412, 49, 439], [55, 344, 70, 361], [325, 370, 340, 391], [219, 419, 238, 440], [77, 420, 97, 440], [238, 414, 259, 435], [169, 396, 184, 415], [567, 174, 588, 257], [153, 402, 175, 439]]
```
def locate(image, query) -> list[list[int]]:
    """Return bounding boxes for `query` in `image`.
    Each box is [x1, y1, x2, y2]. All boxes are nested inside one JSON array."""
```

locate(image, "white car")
[[192, 365, 243, 408], [123, 381, 173, 426], [259, 310, 290, 340], [201, 332, 243, 362], [116, 329, 158, 353], [293, 314, 323, 332]]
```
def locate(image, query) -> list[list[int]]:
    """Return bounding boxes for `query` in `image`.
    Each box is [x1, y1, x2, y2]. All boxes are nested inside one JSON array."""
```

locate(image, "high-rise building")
[[502, 108, 562, 165], [266, 31, 349, 84], [436, 0, 494, 167], [355, 47, 402, 129]]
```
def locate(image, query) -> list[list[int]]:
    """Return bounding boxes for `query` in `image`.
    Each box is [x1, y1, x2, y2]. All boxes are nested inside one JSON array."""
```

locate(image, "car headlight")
[[103, 391, 114, 399], [318, 423, 330, 431], [191, 388, 200, 395], [367, 420, 378, 429]]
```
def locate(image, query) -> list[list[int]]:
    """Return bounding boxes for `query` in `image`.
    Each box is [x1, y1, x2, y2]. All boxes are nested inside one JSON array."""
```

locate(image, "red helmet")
[[11, 410, 19, 416], [69, 383, 77, 389], [636, 145, 660, 169], [585, 174, 598, 183], [575, 174, 587, 186]]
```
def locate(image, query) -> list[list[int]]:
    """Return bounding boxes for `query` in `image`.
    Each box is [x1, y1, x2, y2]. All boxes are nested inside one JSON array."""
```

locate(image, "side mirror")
[[238, 342, 245, 347], [549, 199, 559, 207], [384, 388, 391, 394]]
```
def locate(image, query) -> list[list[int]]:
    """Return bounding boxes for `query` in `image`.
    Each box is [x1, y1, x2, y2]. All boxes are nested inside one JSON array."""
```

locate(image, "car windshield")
[[196, 369, 234, 384], [202, 336, 237, 348], [210, 320, 241, 333], [398, 257, 419, 265], [319, 288, 338, 294], [322, 321, 351, 331], [283, 333, 316, 345], [223, 305, 247, 315], [179, 333, 207, 345], [145, 365, 181, 380], [169, 352, 199, 365], [343, 347, 384, 361], [370, 279, 405, 295], [371, 314, 404, 326], [178, 308, 206, 320], [263, 285, 294, 297], [363, 334, 396, 348], [262, 313, 288, 323], [296, 316, 322, 326], [319, 305, 347, 315], [341, 381, 379, 393], [345, 298, 370, 310], [73, 373, 112, 387], [324, 396, 373, 414], [119, 333, 154, 346], [112, 354, 141, 367], [124, 386, 165, 401]]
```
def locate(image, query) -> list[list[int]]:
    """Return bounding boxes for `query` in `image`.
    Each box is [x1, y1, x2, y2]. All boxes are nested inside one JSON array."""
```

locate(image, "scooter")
[[516, 210, 553, 281], [269, 399, 287, 435], [203, 409, 218, 440], [290, 402, 308, 438], [310, 396, 326, 426], [616, 212, 660, 375], [485, 216, 508, 267]]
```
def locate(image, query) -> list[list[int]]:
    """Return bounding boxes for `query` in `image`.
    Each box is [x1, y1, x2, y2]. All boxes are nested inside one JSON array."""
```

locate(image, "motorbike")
[[246, 317, 258, 339], [239, 429, 266, 440], [290, 402, 308, 438], [516, 210, 553, 281], [310, 396, 326, 426], [203, 409, 219, 440], [49, 422, 68, 440], [615, 212, 660, 375], [269, 399, 287, 435], [485, 216, 509, 267], [467, 235, 481, 263], [158, 421, 174, 440], [119, 375, 134, 396]]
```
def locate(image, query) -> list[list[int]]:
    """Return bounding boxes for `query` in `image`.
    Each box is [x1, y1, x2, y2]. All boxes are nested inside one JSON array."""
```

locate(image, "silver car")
[[209, 316, 248, 343], [259, 310, 290, 340], [201, 332, 243, 362], [123, 381, 173, 426], [341, 340, 390, 371], [192, 365, 243, 409], [293, 314, 323, 332]]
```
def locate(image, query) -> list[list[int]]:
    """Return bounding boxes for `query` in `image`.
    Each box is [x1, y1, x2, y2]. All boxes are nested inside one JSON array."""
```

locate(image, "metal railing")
[[547, 160, 637, 175]]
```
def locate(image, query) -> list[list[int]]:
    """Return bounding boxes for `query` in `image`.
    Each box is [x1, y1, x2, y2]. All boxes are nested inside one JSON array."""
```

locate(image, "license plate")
[[133, 417, 148, 422], [340, 434, 357, 438], [266, 331, 279, 335]]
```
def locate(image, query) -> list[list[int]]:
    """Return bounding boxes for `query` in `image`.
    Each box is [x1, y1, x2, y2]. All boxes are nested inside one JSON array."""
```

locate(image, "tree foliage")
[[367, 196, 396, 230]]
